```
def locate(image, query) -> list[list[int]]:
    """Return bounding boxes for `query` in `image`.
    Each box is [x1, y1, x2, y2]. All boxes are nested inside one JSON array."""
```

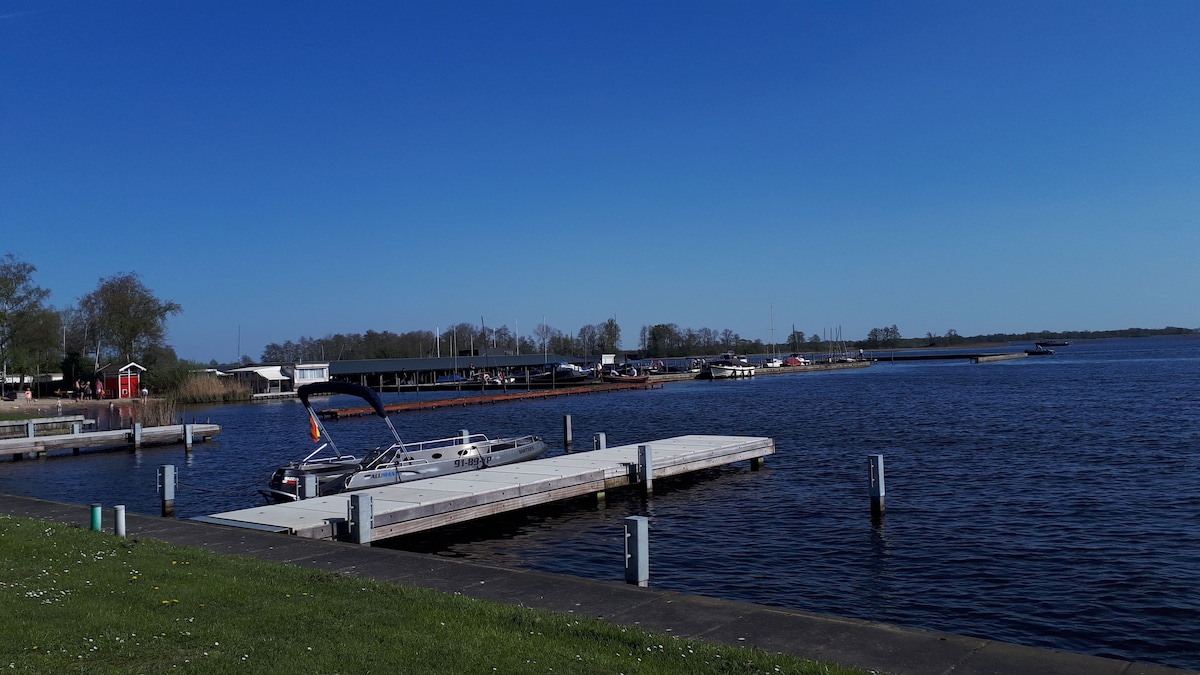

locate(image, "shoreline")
[[2, 397, 148, 416]]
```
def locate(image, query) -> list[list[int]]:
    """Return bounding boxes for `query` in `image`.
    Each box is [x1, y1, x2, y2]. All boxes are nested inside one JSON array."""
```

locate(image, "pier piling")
[[350, 493, 373, 545], [593, 432, 606, 451], [300, 474, 318, 500], [159, 464, 176, 517], [638, 444, 654, 496], [869, 454, 885, 520], [90, 503, 102, 532], [563, 414, 573, 448], [624, 516, 649, 587]]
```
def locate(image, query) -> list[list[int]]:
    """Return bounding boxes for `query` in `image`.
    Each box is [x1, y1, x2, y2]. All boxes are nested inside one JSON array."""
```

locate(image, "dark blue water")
[[3, 336, 1198, 669]]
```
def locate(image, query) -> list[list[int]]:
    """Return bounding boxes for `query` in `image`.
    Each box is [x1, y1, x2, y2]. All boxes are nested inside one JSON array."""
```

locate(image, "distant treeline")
[[859, 326, 1197, 350], [247, 323, 1196, 365]]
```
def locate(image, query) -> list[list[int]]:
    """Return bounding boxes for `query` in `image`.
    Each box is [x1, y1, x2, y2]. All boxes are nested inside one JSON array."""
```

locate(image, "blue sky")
[[3, 1, 1197, 362]]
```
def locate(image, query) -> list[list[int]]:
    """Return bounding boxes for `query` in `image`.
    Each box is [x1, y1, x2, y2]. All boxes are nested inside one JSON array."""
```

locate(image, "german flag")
[[309, 413, 320, 443]]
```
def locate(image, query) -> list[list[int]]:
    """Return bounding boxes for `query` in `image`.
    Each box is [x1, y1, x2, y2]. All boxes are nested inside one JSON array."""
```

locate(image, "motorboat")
[[707, 353, 755, 378], [782, 354, 810, 366], [601, 369, 650, 384], [262, 381, 547, 502], [1025, 346, 1056, 356], [760, 357, 783, 368], [528, 362, 591, 384], [1035, 340, 1072, 347]]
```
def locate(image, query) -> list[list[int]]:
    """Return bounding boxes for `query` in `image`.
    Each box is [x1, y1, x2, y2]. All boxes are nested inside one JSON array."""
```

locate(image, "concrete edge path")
[[0, 494, 1192, 675]]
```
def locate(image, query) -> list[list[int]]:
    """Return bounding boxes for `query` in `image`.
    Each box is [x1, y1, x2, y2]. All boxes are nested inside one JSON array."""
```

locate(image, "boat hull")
[[709, 364, 755, 378], [265, 435, 549, 501]]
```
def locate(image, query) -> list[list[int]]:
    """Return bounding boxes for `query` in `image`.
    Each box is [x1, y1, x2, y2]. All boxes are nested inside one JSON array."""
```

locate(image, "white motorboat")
[[262, 381, 547, 502], [707, 353, 755, 379]]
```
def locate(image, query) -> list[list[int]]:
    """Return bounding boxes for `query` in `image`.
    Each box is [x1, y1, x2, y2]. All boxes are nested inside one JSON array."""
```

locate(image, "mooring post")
[[638, 444, 653, 495], [73, 421, 83, 455], [300, 474, 318, 500], [461, 429, 470, 443], [624, 515, 649, 587], [750, 456, 765, 471], [563, 414, 573, 449], [158, 464, 176, 517], [90, 503, 102, 532], [184, 423, 194, 452], [133, 422, 143, 449], [350, 493, 373, 545], [593, 432, 606, 451], [114, 505, 126, 538], [869, 454, 886, 519]]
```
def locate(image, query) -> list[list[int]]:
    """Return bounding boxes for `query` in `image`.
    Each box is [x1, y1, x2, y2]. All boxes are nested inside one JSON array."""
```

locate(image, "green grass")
[[0, 516, 862, 674]]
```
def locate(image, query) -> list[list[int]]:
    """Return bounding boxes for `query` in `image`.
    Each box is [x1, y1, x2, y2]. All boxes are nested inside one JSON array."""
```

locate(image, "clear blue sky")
[[3, 1, 1197, 362]]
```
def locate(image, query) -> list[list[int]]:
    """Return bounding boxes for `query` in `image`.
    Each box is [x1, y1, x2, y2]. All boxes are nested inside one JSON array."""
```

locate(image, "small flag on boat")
[[309, 413, 320, 442]]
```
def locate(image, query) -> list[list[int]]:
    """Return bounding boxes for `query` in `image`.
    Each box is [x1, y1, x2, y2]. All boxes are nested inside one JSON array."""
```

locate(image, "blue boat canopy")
[[297, 381, 387, 418]]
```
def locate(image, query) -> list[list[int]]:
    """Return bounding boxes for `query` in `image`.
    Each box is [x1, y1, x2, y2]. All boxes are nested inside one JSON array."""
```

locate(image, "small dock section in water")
[[0, 421, 221, 459], [201, 434, 773, 541]]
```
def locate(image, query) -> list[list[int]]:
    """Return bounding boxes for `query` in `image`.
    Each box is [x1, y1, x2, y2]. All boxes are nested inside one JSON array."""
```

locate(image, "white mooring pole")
[[869, 454, 886, 520]]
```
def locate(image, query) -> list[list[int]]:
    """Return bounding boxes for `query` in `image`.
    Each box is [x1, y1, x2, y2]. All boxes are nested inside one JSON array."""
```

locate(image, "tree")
[[598, 318, 621, 353], [0, 254, 52, 383], [576, 324, 600, 355], [646, 323, 681, 357], [788, 330, 806, 352], [78, 273, 181, 366]]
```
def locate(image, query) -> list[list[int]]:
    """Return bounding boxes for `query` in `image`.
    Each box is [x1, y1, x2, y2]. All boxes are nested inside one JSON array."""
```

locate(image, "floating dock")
[[0, 422, 221, 459], [201, 434, 773, 541]]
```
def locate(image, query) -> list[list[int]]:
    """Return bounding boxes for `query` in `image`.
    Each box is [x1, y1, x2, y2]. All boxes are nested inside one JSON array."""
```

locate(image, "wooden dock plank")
[[205, 435, 774, 541], [0, 423, 221, 458]]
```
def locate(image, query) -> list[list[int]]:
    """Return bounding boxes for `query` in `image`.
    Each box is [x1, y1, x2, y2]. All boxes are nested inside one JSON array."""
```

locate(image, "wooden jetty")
[[0, 422, 221, 459], [317, 381, 662, 420], [0, 415, 94, 440], [200, 434, 773, 541]]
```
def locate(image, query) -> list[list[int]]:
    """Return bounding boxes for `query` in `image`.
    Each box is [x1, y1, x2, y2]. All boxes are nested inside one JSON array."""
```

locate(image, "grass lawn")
[[0, 516, 862, 674]]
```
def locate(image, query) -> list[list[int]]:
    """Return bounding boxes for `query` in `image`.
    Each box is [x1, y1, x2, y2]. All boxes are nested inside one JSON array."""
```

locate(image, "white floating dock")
[[202, 435, 773, 541]]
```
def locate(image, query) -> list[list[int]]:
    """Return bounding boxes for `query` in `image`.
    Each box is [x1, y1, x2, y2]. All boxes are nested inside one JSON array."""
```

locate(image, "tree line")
[[0, 254, 180, 391], [4, 253, 1194, 391]]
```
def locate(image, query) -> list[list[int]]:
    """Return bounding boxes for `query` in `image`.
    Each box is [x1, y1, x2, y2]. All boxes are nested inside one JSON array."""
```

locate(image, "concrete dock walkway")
[[0, 493, 1190, 675]]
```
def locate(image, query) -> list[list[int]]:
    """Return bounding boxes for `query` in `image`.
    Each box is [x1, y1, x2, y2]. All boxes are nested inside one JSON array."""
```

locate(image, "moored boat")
[[601, 372, 650, 384], [1025, 346, 1056, 355], [528, 362, 591, 384], [707, 353, 755, 378], [262, 381, 547, 502]]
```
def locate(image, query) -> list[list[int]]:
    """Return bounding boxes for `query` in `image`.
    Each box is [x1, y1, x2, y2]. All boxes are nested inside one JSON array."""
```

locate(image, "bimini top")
[[297, 381, 387, 418]]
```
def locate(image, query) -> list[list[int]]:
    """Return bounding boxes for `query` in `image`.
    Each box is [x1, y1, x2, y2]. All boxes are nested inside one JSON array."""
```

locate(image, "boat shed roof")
[[328, 354, 585, 376]]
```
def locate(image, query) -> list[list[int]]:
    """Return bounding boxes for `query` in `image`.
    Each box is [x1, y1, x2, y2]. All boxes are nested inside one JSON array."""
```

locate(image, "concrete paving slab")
[[956, 640, 1134, 675], [607, 591, 754, 637], [699, 606, 864, 658]]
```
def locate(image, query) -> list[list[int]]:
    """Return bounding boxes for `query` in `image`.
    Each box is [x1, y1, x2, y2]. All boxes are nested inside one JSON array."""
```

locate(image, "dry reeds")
[[174, 374, 252, 404]]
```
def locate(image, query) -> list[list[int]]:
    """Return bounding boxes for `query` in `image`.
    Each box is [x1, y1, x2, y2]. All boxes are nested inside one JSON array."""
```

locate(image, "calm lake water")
[[3, 335, 1198, 669]]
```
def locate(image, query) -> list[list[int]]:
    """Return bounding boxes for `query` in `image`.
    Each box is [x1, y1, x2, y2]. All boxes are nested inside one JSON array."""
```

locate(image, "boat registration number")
[[454, 457, 491, 468]]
